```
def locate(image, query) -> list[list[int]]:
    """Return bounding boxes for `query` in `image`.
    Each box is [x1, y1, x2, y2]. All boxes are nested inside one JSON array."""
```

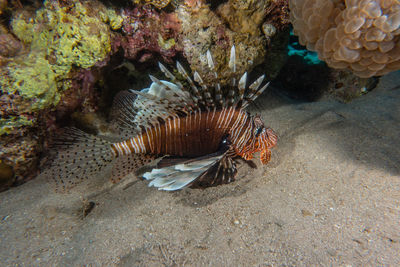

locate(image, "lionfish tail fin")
[[46, 128, 115, 192]]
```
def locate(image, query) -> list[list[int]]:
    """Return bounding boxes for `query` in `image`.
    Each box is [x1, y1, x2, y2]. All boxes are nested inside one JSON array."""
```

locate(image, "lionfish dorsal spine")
[[243, 81, 271, 109], [238, 72, 248, 100], [206, 49, 223, 106], [176, 62, 195, 90], [193, 71, 210, 106], [228, 45, 236, 75], [249, 74, 265, 93], [226, 45, 237, 105], [158, 62, 185, 91], [193, 71, 214, 107]]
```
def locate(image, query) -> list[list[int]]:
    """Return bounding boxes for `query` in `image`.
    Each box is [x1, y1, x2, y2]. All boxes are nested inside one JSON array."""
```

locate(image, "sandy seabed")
[[0, 72, 399, 266]]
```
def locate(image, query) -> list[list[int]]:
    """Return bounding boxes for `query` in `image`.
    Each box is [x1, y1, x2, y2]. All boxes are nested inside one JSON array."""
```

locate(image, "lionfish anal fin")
[[110, 153, 156, 183]]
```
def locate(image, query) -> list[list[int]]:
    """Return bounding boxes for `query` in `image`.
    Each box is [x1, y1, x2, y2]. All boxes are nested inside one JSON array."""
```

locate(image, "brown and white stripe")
[[111, 107, 255, 159]]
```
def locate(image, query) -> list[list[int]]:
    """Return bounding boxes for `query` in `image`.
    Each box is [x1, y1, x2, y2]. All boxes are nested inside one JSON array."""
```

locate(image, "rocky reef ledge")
[[0, 0, 290, 189]]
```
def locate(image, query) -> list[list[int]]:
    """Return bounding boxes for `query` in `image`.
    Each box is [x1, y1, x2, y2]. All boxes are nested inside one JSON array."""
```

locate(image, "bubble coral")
[[289, 0, 400, 77]]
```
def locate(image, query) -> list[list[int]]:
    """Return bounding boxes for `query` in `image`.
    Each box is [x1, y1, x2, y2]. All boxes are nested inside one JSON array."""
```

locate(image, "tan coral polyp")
[[289, 0, 400, 78]]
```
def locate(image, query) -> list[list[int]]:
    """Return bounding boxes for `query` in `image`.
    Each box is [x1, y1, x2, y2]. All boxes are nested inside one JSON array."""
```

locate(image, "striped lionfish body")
[[50, 46, 277, 191]]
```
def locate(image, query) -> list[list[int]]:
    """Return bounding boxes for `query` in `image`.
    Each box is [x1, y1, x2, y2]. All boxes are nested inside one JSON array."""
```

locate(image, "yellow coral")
[[1, 51, 59, 111], [158, 34, 176, 49], [1, 0, 119, 112], [133, 0, 171, 8], [289, 0, 400, 77], [0, 115, 35, 135]]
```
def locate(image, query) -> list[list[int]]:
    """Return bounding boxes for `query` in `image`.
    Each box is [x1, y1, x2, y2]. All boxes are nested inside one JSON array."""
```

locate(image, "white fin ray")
[[238, 72, 247, 100], [110, 70, 197, 131], [127, 90, 188, 128], [147, 75, 192, 102], [176, 61, 203, 103], [205, 49, 223, 106], [143, 154, 224, 191], [194, 71, 213, 106], [158, 62, 186, 91], [242, 81, 271, 108], [249, 74, 265, 92], [229, 45, 237, 87]]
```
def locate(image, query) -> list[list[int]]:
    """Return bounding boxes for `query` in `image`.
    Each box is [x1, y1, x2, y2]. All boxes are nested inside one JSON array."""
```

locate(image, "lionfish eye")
[[254, 127, 263, 137]]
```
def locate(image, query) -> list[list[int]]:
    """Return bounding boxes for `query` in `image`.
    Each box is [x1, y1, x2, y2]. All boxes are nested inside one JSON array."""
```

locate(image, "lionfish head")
[[241, 115, 278, 164]]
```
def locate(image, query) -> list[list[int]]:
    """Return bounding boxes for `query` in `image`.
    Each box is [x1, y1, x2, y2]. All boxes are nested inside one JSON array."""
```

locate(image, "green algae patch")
[[1, 1, 121, 114], [11, 1, 113, 74], [100, 8, 124, 30], [158, 34, 176, 50], [2, 51, 59, 111], [0, 115, 35, 136]]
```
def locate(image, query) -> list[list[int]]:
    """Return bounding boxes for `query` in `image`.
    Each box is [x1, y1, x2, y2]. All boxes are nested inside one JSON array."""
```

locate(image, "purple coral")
[[0, 33, 22, 58], [119, 5, 181, 63]]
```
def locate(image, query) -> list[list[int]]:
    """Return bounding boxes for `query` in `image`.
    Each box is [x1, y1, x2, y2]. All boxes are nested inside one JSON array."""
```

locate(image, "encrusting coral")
[[176, 0, 289, 86], [2, 0, 119, 111], [120, 4, 181, 63], [0, 0, 123, 186], [132, 0, 172, 9], [289, 0, 400, 77]]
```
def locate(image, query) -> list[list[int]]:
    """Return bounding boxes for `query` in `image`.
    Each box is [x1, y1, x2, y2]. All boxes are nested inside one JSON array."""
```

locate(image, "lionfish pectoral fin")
[[260, 149, 271, 165], [143, 154, 225, 191], [190, 154, 238, 188], [110, 153, 156, 183]]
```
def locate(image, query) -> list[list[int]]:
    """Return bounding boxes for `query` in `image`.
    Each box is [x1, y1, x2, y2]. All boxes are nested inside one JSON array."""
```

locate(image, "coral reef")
[[120, 4, 181, 63], [0, 0, 292, 189], [1, 0, 122, 112], [0, 160, 15, 191], [0, 0, 6, 16], [264, 0, 290, 31], [132, 0, 172, 9], [0, 132, 41, 190], [175, 0, 289, 86], [289, 0, 400, 77], [0, 0, 123, 185], [0, 31, 22, 59]]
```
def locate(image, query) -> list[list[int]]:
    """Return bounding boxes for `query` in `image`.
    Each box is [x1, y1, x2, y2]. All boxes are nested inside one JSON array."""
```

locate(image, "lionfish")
[[50, 46, 277, 191]]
